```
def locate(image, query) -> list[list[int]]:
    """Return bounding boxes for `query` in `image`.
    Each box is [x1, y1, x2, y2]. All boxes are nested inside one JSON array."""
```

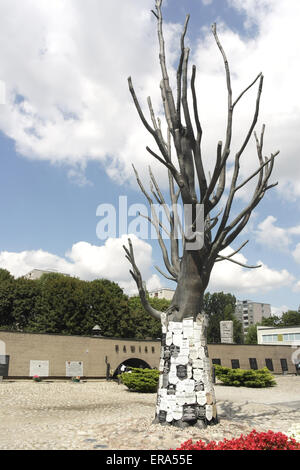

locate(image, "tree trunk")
[[153, 311, 218, 428]]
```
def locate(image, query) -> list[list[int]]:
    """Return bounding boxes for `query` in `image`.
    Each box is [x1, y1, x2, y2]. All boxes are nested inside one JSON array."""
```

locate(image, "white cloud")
[[0, 235, 162, 296], [0, 0, 298, 199], [271, 304, 290, 316], [292, 244, 300, 265], [201, 0, 213, 5], [208, 246, 294, 295], [254, 216, 300, 252]]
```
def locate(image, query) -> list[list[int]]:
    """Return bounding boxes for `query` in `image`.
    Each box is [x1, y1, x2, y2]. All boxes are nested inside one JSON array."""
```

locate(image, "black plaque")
[[0, 355, 9, 376]]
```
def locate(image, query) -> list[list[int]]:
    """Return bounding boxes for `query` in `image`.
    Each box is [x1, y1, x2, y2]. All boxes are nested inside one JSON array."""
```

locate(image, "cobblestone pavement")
[[0, 376, 299, 450]]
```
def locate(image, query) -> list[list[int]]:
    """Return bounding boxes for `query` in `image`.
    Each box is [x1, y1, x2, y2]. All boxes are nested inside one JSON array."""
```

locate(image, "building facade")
[[0, 331, 298, 377], [235, 300, 272, 334], [23, 269, 70, 280], [257, 325, 300, 346], [148, 288, 175, 301]]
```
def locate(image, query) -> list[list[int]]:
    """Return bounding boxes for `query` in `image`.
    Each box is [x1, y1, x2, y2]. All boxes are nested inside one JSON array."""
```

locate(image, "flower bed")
[[177, 430, 300, 450]]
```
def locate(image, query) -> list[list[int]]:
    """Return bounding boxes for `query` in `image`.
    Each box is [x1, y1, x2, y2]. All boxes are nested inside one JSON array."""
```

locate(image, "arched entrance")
[[113, 358, 152, 378]]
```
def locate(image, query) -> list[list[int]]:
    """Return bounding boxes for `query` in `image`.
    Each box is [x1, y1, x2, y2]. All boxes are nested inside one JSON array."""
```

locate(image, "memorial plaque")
[[197, 405, 206, 419], [173, 406, 183, 421], [159, 359, 165, 371], [166, 412, 173, 423], [185, 393, 196, 404], [193, 358, 203, 369], [170, 345, 180, 358], [167, 395, 177, 410], [193, 368, 204, 382], [182, 405, 197, 422], [176, 355, 189, 365], [206, 404, 213, 421], [30, 360, 49, 377], [183, 318, 194, 339], [177, 364, 187, 379], [158, 410, 167, 422], [175, 390, 186, 406], [160, 398, 168, 411], [194, 381, 204, 392], [220, 320, 234, 344], [162, 373, 169, 388], [168, 370, 179, 385], [196, 391, 207, 406], [166, 332, 173, 346], [206, 392, 213, 405], [172, 323, 183, 334], [173, 334, 183, 348], [66, 361, 83, 377]]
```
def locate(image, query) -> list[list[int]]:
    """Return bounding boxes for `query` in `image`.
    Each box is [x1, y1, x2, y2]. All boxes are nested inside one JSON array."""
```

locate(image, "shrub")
[[214, 365, 276, 388], [120, 367, 160, 393], [177, 430, 300, 450]]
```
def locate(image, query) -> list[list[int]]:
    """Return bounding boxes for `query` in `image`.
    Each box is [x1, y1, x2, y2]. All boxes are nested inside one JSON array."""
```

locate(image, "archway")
[[113, 358, 152, 378]]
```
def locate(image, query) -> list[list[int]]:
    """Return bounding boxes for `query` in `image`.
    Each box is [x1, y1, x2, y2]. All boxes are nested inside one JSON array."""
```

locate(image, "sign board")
[[220, 320, 234, 344], [66, 361, 83, 377], [30, 360, 49, 377]]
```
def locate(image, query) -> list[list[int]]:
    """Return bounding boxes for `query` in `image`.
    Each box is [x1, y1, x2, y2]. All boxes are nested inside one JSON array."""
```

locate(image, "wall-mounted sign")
[[30, 360, 49, 377], [66, 361, 83, 377]]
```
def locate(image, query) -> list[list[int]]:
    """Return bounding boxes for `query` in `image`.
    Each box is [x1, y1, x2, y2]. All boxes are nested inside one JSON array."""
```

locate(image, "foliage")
[[204, 292, 243, 344], [244, 324, 259, 344], [127, 296, 170, 339], [261, 311, 300, 327], [120, 367, 160, 393], [214, 365, 276, 388], [177, 430, 300, 450]]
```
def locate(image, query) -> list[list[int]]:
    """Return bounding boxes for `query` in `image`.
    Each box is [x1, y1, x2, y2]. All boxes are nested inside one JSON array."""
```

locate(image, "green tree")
[[280, 310, 300, 327], [0, 269, 15, 329], [261, 316, 281, 327], [204, 292, 237, 343], [245, 324, 259, 344], [12, 278, 41, 330], [127, 296, 170, 339]]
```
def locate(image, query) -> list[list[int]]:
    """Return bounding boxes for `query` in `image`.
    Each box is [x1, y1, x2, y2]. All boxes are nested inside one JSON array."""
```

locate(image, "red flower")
[[176, 430, 300, 450]]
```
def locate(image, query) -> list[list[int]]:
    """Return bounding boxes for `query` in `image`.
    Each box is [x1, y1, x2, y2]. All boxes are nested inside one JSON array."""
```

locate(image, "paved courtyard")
[[0, 376, 299, 450]]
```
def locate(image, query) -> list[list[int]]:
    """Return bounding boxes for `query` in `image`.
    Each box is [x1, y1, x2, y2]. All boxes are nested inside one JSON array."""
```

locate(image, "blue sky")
[[0, 0, 299, 314]]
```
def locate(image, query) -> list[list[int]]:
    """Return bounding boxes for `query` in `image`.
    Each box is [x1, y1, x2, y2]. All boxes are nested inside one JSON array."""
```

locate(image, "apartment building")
[[235, 300, 272, 334]]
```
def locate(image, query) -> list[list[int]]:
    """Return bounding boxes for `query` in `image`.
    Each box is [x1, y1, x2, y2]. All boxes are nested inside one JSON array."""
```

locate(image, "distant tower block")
[[220, 321, 234, 344]]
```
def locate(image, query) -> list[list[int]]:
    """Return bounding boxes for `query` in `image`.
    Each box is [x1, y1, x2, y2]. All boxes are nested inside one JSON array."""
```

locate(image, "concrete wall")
[[0, 331, 298, 377]]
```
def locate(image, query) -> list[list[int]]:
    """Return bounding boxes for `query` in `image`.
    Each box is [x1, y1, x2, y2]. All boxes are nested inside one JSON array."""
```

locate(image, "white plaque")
[[166, 332, 173, 346], [185, 393, 196, 404], [160, 398, 168, 411], [176, 355, 189, 365], [193, 369, 204, 381], [172, 323, 183, 334], [183, 318, 194, 339], [173, 406, 183, 420], [169, 371, 179, 385], [166, 412, 173, 422], [206, 405, 213, 421], [30, 360, 49, 377], [196, 391, 207, 406], [175, 391, 186, 406], [66, 361, 83, 377], [159, 359, 165, 371], [173, 333, 183, 347], [193, 359, 203, 369]]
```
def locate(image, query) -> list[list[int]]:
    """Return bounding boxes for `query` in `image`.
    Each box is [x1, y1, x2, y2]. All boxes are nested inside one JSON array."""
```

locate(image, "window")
[[212, 359, 221, 365], [265, 359, 274, 371], [115, 345, 119, 353], [249, 358, 258, 370], [152, 347, 155, 353], [139, 346, 141, 353], [145, 346, 148, 353], [130, 346, 135, 353], [123, 345, 127, 353], [231, 359, 240, 369], [280, 358, 288, 372]]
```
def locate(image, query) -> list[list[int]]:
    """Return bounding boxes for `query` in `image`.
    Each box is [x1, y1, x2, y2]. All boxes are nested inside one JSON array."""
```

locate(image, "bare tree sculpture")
[[123, 0, 279, 428]]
